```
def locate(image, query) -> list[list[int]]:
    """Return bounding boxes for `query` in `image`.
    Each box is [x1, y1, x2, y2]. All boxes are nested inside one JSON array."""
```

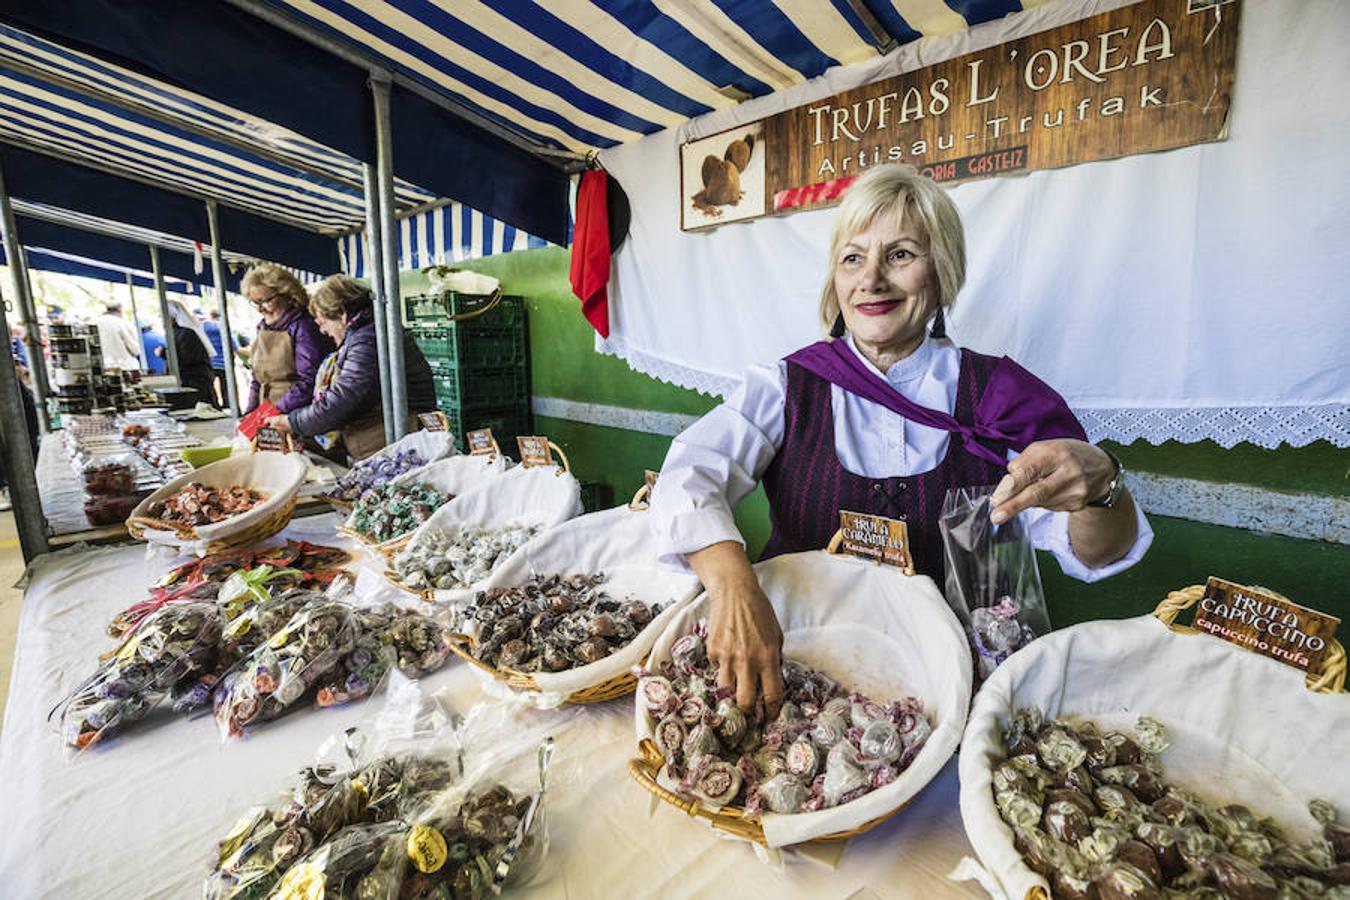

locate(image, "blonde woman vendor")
[[649, 164, 1152, 715], [241, 263, 333, 415]]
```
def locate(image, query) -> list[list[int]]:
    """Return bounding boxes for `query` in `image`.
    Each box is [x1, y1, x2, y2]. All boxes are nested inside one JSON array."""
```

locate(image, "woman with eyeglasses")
[[240, 264, 334, 417], [265, 275, 436, 461], [648, 164, 1153, 716]]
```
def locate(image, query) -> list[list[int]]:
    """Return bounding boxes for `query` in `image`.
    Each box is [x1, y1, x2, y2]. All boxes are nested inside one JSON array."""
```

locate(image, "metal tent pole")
[[12, 247, 51, 431], [0, 161, 49, 561], [363, 162, 395, 444], [124, 272, 147, 371], [205, 201, 241, 415], [149, 246, 180, 382], [371, 73, 406, 441]]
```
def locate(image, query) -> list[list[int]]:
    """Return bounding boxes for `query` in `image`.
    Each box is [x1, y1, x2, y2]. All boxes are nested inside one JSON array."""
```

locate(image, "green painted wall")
[[402, 248, 1349, 625]]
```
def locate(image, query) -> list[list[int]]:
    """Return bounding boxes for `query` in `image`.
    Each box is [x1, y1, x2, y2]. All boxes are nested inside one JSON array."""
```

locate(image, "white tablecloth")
[[0, 513, 983, 899]]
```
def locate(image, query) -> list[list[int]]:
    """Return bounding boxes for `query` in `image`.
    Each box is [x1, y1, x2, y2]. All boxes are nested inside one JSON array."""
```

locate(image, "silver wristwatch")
[[1086, 447, 1125, 509]]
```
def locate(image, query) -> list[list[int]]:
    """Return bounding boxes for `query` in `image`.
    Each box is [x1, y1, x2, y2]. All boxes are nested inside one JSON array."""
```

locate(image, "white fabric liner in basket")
[[637, 550, 973, 848], [343, 453, 508, 554], [368, 429, 458, 471], [460, 504, 703, 699], [128, 451, 308, 556], [957, 614, 1350, 900], [400, 463, 584, 595]]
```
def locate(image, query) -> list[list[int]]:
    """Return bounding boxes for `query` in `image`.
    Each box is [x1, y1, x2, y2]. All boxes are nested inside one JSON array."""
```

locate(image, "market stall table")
[[0, 513, 984, 899], [35, 418, 345, 546]]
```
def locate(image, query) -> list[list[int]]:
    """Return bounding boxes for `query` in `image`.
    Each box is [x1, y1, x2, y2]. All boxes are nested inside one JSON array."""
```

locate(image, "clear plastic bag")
[[58, 600, 224, 751], [938, 485, 1051, 681], [213, 600, 358, 739], [312, 604, 454, 709]]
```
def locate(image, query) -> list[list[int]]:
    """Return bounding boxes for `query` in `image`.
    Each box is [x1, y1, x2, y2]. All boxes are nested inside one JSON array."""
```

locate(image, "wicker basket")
[[958, 584, 1348, 900], [446, 632, 639, 704], [126, 452, 307, 555], [629, 548, 970, 848], [627, 739, 905, 846], [128, 494, 298, 555]]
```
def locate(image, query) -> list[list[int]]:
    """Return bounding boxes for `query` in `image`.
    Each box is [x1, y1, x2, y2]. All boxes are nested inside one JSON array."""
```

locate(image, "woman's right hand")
[[687, 541, 785, 716]]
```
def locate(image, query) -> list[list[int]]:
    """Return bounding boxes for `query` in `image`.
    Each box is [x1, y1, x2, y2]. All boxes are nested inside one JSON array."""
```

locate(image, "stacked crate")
[[405, 291, 531, 452]]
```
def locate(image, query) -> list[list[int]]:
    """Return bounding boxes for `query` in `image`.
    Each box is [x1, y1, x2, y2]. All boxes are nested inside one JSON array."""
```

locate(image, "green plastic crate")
[[440, 402, 532, 453], [429, 362, 528, 409], [413, 326, 527, 369], [404, 292, 525, 326], [580, 482, 614, 513]]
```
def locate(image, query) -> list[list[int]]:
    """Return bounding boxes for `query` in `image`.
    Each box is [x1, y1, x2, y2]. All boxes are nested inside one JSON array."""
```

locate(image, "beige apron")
[[251, 327, 298, 407]]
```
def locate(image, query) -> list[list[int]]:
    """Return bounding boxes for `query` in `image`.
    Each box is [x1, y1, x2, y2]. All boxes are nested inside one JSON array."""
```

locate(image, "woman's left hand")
[[266, 414, 292, 434], [989, 439, 1115, 524]]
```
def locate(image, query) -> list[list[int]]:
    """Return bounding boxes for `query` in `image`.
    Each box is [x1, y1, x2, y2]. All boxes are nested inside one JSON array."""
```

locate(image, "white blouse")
[[649, 334, 1153, 581]]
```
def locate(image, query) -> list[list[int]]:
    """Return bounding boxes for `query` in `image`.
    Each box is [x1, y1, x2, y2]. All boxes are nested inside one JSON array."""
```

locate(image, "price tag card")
[[1193, 576, 1340, 673], [466, 428, 496, 455], [517, 436, 553, 468], [838, 510, 914, 574], [253, 426, 291, 453], [418, 412, 447, 432]]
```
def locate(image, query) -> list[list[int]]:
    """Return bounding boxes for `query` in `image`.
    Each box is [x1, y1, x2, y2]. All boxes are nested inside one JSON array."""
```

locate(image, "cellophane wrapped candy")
[[639, 620, 932, 815], [939, 485, 1051, 680], [313, 604, 454, 708], [459, 572, 660, 673], [348, 482, 447, 544], [992, 709, 1350, 899], [324, 448, 426, 503], [60, 601, 224, 751], [206, 675, 560, 900], [394, 524, 538, 591], [213, 601, 358, 739]]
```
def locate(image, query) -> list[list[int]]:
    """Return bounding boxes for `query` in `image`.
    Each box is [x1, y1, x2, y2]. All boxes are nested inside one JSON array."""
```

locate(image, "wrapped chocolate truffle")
[[394, 524, 538, 591], [648, 619, 931, 815], [991, 709, 1349, 898], [347, 481, 447, 544]]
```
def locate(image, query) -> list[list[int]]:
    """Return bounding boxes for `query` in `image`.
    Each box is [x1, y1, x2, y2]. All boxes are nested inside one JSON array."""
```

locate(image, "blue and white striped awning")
[[263, 0, 1033, 154], [0, 245, 202, 294], [338, 201, 552, 279], [0, 22, 437, 234]]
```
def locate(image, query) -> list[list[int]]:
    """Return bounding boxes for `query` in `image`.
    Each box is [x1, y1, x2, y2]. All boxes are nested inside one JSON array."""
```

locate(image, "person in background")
[[0, 361, 41, 511], [140, 324, 167, 376], [94, 301, 142, 373], [160, 300, 218, 408], [267, 275, 435, 461], [240, 264, 333, 416], [201, 308, 228, 406], [10, 325, 27, 368]]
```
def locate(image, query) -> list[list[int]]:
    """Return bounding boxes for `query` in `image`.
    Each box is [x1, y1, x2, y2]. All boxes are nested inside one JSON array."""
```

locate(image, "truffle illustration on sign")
[[680, 122, 766, 230]]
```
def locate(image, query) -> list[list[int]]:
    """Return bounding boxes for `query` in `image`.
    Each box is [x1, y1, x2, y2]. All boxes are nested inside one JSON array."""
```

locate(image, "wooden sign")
[[680, 0, 1239, 229], [466, 428, 497, 455], [837, 510, 914, 574], [253, 426, 291, 454], [418, 412, 448, 432], [516, 436, 553, 468], [1193, 576, 1340, 674]]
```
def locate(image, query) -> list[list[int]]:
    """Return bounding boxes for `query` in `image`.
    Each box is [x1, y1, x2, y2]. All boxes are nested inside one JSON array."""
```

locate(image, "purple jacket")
[[247, 308, 334, 413], [287, 309, 436, 438]]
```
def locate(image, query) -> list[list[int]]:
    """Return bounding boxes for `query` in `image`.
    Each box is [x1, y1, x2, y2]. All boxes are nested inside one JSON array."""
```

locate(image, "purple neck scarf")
[[785, 339, 1086, 467]]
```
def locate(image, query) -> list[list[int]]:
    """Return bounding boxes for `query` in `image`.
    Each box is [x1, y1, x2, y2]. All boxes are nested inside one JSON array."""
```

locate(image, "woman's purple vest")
[[759, 349, 1010, 585]]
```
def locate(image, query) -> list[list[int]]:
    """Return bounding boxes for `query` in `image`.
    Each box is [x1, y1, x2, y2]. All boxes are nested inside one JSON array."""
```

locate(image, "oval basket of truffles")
[[319, 429, 457, 514], [630, 548, 972, 847], [337, 453, 507, 559], [386, 462, 582, 600], [441, 500, 702, 705], [127, 452, 308, 556], [958, 585, 1350, 900]]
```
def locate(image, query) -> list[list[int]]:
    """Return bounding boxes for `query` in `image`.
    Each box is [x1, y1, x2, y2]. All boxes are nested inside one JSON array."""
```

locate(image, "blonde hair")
[[240, 263, 309, 313], [309, 274, 372, 321], [818, 164, 966, 332]]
